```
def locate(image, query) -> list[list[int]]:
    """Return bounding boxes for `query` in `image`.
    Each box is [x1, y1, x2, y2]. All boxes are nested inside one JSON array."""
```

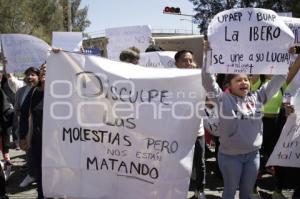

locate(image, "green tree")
[[189, 0, 300, 34], [0, 0, 28, 33], [0, 0, 90, 43], [70, 0, 91, 31]]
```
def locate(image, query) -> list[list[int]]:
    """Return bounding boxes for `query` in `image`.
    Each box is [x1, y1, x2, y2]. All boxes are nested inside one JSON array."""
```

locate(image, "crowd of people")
[[118, 42, 300, 199], [0, 61, 47, 199], [0, 38, 300, 199]]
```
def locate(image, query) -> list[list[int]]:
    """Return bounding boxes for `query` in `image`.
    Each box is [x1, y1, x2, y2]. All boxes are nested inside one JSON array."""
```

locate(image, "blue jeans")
[[218, 150, 260, 199]]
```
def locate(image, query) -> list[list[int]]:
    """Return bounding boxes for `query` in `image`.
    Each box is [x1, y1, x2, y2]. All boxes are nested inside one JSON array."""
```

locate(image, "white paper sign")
[[52, 32, 82, 51], [207, 8, 295, 74], [281, 16, 300, 46], [139, 51, 176, 68], [43, 52, 205, 199], [105, 25, 151, 61], [286, 70, 300, 100], [1, 34, 50, 73], [267, 113, 300, 168]]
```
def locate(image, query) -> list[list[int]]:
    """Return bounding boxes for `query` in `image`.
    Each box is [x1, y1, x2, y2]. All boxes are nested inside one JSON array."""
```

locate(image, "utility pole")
[[67, 0, 72, 32], [180, 18, 194, 34], [163, 6, 195, 34]]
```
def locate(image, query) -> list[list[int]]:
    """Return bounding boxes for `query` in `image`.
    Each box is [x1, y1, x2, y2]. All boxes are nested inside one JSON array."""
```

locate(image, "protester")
[[0, 74, 14, 175], [201, 73, 227, 181], [145, 44, 164, 52], [274, 104, 300, 199], [271, 54, 300, 199], [19, 63, 46, 199], [0, 161, 9, 199], [1, 61, 24, 151], [119, 46, 140, 64], [0, 87, 14, 181], [14, 67, 40, 187], [202, 40, 290, 199], [250, 52, 300, 199], [175, 50, 206, 199]]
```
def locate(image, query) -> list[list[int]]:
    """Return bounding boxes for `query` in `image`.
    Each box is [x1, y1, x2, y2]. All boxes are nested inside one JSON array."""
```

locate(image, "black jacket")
[[0, 88, 14, 132]]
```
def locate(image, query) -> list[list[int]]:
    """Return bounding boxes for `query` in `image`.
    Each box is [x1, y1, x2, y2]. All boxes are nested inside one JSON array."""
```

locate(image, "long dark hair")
[[216, 74, 226, 90], [37, 62, 46, 87], [224, 74, 250, 87], [224, 74, 238, 86], [174, 50, 193, 63]]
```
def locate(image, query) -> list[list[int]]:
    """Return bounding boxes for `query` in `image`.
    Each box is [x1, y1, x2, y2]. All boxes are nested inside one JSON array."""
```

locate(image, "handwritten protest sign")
[[139, 51, 176, 68], [207, 8, 295, 74], [267, 113, 300, 168], [105, 25, 151, 61], [43, 52, 205, 199], [52, 32, 83, 51], [154, 35, 204, 68], [281, 16, 300, 46], [1, 34, 50, 73]]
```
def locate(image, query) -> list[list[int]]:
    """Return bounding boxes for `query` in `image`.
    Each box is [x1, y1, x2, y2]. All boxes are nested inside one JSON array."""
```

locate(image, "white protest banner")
[[43, 51, 205, 199], [281, 16, 300, 46], [139, 51, 176, 68], [105, 25, 151, 61], [291, 89, 300, 114], [52, 32, 83, 51], [207, 8, 295, 74], [154, 35, 205, 68], [1, 34, 50, 73], [267, 113, 300, 168]]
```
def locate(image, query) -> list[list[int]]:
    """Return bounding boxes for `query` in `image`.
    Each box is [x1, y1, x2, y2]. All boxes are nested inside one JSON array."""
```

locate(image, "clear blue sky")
[[80, 0, 199, 37]]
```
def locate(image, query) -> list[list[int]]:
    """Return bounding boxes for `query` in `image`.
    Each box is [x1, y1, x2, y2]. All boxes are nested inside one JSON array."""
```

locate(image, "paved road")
[[4, 147, 294, 199]]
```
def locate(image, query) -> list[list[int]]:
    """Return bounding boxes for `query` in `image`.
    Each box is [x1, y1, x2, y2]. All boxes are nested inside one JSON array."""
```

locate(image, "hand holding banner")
[[43, 52, 205, 199]]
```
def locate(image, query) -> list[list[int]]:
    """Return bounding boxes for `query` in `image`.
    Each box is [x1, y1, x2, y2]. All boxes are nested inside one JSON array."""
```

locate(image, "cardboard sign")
[[105, 25, 151, 61], [43, 51, 205, 199], [52, 32, 83, 51], [139, 51, 176, 68], [267, 113, 300, 168], [207, 8, 295, 74], [1, 34, 50, 73]]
